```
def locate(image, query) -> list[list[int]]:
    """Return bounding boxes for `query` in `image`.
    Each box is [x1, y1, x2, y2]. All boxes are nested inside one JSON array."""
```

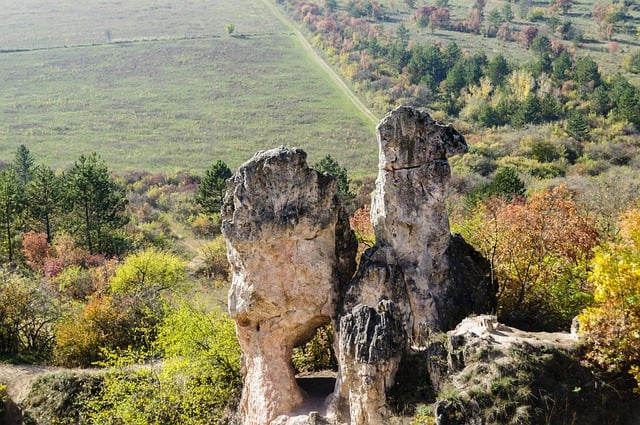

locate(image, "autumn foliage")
[[460, 184, 599, 329], [579, 209, 640, 390]]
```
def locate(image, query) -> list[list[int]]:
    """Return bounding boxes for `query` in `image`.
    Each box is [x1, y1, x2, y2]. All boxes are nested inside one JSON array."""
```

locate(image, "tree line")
[[0, 146, 128, 264], [287, 0, 640, 132]]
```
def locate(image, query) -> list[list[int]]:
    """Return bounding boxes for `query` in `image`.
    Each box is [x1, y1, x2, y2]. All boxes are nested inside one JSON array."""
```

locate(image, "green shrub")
[[291, 324, 337, 373], [83, 302, 241, 425], [0, 383, 6, 415]]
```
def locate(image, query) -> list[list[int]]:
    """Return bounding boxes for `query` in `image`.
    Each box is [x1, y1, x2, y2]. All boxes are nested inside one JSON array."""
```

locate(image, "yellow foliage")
[[579, 208, 640, 390], [507, 69, 535, 100]]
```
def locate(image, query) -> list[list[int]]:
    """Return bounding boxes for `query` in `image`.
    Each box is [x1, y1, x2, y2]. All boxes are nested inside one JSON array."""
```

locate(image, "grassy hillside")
[[0, 0, 377, 175]]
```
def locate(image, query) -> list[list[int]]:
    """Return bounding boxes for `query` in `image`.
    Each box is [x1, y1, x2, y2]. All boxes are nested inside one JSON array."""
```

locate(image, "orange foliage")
[[22, 231, 53, 273], [462, 184, 600, 329], [350, 206, 375, 254], [54, 295, 126, 367]]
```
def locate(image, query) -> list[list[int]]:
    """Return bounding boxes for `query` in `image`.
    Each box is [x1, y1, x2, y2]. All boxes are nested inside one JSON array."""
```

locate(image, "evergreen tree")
[[565, 110, 589, 141], [12, 145, 35, 186], [573, 56, 601, 87], [196, 160, 233, 215], [0, 170, 23, 263], [314, 155, 354, 203], [551, 51, 573, 82], [486, 54, 510, 87], [487, 167, 526, 200], [26, 164, 62, 243], [64, 153, 128, 255]]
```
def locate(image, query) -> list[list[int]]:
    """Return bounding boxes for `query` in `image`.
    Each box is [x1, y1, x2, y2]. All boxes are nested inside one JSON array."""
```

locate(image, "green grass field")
[[0, 0, 377, 175]]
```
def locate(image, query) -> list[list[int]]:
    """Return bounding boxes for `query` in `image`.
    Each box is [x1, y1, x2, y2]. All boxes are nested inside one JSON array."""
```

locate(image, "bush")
[[0, 271, 60, 358], [83, 303, 241, 425], [579, 209, 640, 390], [0, 383, 6, 415], [53, 295, 128, 367], [292, 324, 337, 373], [194, 236, 229, 282]]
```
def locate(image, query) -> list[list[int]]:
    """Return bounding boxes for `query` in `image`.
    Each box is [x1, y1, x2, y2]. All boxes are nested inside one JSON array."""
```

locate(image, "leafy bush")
[[292, 324, 337, 373], [194, 236, 229, 282], [460, 185, 600, 330], [83, 303, 241, 425], [53, 295, 128, 367], [0, 383, 6, 415], [0, 271, 60, 358]]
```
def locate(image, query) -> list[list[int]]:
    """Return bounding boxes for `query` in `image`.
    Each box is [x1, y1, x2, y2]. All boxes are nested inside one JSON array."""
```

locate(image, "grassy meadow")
[[0, 0, 377, 175]]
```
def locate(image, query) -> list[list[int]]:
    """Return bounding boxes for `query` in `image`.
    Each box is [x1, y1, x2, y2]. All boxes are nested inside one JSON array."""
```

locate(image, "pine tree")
[[64, 153, 128, 255], [12, 145, 35, 186], [565, 110, 589, 141], [196, 160, 233, 216], [26, 164, 62, 243], [0, 170, 23, 263]]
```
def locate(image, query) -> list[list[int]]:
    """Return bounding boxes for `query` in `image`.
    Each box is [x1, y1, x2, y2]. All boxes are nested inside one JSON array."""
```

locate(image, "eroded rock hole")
[[292, 323, 337, 399]]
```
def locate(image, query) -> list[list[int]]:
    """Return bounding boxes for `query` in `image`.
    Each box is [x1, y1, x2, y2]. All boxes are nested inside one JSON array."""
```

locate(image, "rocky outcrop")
[[222, 147, 357, 425], [369, 106, 469, 334], [329, 106, 494, 424], [223, 107, 495, 425]]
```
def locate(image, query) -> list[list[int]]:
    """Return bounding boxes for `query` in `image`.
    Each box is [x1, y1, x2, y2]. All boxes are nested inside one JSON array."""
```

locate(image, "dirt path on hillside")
[[258, 0, 379, 126], [0, 364, 59, 404]]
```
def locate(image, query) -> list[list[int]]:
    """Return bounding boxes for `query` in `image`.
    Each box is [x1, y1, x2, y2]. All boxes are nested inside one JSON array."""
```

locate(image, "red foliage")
[[22, 231, 53, 273], [519, 26, 539, 48]]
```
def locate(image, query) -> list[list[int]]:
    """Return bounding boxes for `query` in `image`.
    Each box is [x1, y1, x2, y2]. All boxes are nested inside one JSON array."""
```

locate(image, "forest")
[[1, 0, 640, 423]]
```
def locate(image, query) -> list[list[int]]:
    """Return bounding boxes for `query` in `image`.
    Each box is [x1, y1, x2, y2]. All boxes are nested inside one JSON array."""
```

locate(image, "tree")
[[12, 144, 35, 186], [109, 248, 186, 297], [551, 50, 573, 82], [573, 56, 601, 87], [26, 164, 62, 243], [65, 153, 128, 255], [461, 184, 600, 330], [0, 169, 23, 264], [579, 209, 640, 391], [487, 167, 525, 200], [520, 25, 539, 49], [554, 0, 572, 14], [196, 160, 233, 216], [502, 3, 514, 22], [314, 155, 354, 203], [565, 110, 589, 141], [486, 54, 510, 87], [225, 23, 235, 36]]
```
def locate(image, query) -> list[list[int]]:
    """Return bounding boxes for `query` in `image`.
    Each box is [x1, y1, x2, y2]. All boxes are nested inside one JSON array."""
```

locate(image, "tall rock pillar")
[[222, 147, 357, 425]]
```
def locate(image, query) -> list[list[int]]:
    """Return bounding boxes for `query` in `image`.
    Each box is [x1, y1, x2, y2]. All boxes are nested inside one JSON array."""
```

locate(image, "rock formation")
[[222, 147, 357, 425], [222, 106, 495, 425]]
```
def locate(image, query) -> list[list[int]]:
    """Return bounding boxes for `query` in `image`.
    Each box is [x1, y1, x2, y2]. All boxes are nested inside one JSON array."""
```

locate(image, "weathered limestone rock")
[[369, 105, 469, 335], [222, 147, 357, 425], [223, 107, 495, 425], [336, 300, 406, 424], [331, 106, 494, 424]]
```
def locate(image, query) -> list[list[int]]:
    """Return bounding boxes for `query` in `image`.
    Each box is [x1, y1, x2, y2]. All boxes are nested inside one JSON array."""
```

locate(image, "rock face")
[[370, 106, 469, 335], [222, 147, 357, 425], [330, 106, 494, 424], [223, 106, 495, 425]]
